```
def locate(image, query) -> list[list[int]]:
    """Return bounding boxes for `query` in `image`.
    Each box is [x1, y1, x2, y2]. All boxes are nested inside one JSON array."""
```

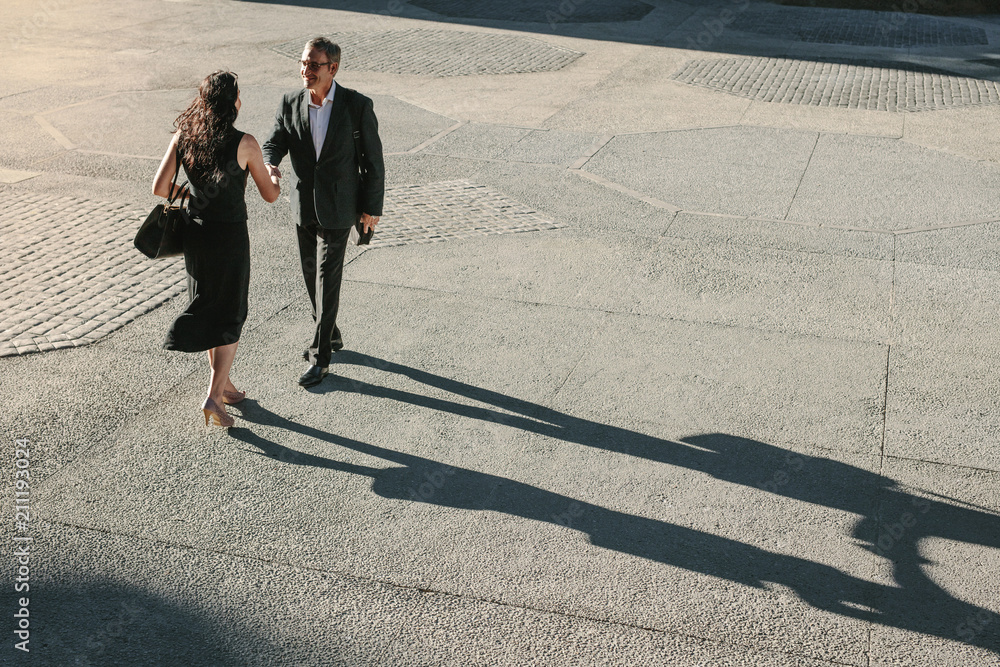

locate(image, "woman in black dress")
[[152, 71, 280, 427]]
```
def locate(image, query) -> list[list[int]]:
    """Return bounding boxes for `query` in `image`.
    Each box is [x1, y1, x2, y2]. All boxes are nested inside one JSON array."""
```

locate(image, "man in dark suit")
[[263, 37, 385, 388]]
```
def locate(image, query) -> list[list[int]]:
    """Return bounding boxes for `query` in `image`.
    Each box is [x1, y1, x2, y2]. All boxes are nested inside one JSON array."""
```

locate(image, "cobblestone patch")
[[272, 30, 582, 76], [730, 7, 988, 48], [410, 0, 655, 23], [376, 180, 562, 247], [671, 57, 1000, 112], [0, 193, 186, 357], [0, 184, 558, 356]]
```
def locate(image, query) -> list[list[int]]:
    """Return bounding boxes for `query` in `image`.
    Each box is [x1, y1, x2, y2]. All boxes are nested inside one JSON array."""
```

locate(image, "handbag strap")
[[168, 147, 189, 209]]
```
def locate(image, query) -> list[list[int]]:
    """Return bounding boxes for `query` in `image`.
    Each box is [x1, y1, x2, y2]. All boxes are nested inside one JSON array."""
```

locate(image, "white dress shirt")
[[308, 81, 337, 160]]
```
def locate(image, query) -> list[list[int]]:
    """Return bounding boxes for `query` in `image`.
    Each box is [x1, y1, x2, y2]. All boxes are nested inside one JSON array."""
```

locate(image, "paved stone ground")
[[0, 181, 557, 355], [375, 181, 563, 247], [672, 57, 1000, 111], [1, 0, 999, 665], [272, 29, 583, 76], [410, 0, 657, 24], [0, 192, 185, 357]]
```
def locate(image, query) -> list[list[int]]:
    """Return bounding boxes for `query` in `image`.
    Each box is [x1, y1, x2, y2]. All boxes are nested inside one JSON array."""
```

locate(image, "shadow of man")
[[229, 351, 1000, 655]]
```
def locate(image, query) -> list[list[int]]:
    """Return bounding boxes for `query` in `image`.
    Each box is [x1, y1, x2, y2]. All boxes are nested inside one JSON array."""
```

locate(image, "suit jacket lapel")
[[318, 86, 347, 160], [296, 89, 315, 163]]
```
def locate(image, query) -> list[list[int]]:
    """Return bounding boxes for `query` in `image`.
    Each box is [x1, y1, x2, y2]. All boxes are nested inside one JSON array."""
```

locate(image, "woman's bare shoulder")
[[239, 132, 260, 149]]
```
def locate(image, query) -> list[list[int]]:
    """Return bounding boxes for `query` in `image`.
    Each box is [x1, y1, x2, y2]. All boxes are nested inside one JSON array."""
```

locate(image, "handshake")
[[265, 163, 282, 186]]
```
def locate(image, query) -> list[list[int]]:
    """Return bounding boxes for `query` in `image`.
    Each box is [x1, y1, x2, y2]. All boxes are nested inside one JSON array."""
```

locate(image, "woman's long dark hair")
[[174, 70, 239, 183]]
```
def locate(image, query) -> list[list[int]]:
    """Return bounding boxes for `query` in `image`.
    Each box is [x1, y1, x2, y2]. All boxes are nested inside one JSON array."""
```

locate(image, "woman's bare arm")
[[152, 133, 184, 199], [240, 133, 280, 203]]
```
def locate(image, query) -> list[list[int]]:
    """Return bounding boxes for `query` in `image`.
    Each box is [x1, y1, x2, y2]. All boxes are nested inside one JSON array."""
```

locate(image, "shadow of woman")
[[229, 386, 999, 655]]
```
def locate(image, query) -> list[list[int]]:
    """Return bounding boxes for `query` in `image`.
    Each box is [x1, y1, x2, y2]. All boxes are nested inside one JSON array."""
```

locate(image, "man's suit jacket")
[[262, 85, 385, 229]]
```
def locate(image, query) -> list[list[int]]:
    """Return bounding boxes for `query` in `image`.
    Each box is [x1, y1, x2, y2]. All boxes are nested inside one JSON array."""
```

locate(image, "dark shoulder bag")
[[135, 150, 189, 259]]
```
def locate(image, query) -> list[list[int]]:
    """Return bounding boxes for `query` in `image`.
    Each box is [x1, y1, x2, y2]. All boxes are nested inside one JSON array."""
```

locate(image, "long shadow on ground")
[[13, 580, 262, 666], [229, 352, 1000, 656]]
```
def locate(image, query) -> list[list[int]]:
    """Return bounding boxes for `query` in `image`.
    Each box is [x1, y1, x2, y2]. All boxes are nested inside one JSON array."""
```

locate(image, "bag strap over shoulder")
[[169, 147, 190, 210], [344, 90, 366, 184]]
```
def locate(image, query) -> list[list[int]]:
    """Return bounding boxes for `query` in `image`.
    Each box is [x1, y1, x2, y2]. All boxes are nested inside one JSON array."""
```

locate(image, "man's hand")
[[265, 163, 282, 185], [360, 213, 380, 233]]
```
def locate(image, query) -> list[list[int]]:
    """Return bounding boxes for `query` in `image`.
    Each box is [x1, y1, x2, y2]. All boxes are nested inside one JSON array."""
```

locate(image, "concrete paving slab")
[[604, 124, 821, 167], [895, 220, 1000, 271], [22, 525, 270, 667], [346, 227, 658, 306], [369, 95, 458, 154], [632, 234, 895, 341], [427, 426, 885, 664], [0, 168, 41, 184], [0, 302, 201, 483], [583, 126, 818, 219], [885, 345, 1000, 471], [892, 260, 1000, 357], [27, 298, 904, 666], [0, 173, 146, 211], [497, 128, 608, 166], [423, 122, 534, 160], [549, 311, 887, 455], [595, 151, 807, 218], [44, 88, 197, 159], [786, 133, 1000, 230], [39, 85, 295, 159], [35, 373, 524, 589], [904, 103, 1000, 163], [408, 0, 656, 25], [384, 152, 497, 188], [27, 151, 163, 183], [349, 226, 894, 343], [24, 521, 844, 667], [740, 100, 904, 137], [542, 50, 752, 134], [306, 283, 608, 401], [868, 457, 1000, 665], [0, 85, 130, 115], [462, 158, 677, 236], [665, 210, 895, 260], [0, 112, 68, 170], [3, 0, 190, 55]]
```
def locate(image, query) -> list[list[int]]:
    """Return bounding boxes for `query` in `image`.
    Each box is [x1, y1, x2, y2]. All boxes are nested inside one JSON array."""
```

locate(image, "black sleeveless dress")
[[164, 131, 251, 352]]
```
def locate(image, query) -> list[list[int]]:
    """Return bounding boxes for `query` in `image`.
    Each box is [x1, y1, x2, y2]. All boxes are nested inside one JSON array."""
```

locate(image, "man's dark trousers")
[[298, 219, 351, 368]]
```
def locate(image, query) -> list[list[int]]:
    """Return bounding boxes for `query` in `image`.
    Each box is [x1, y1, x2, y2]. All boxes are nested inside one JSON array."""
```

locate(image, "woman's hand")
[[242, 134, 281, 203], [266, 163, 281, 185]]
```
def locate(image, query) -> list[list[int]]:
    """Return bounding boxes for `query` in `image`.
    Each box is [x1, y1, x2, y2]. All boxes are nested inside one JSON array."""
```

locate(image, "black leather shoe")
[[302, 337, 343, 361], [298, 365, 329, 387]]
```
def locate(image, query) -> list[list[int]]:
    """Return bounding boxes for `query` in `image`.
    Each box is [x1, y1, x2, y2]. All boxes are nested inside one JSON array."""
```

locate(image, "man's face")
[[301, 46, 337, 91]]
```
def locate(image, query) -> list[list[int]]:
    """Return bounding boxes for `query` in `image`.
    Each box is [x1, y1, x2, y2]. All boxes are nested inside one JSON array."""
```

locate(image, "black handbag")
[[135, 151, 189, 259]]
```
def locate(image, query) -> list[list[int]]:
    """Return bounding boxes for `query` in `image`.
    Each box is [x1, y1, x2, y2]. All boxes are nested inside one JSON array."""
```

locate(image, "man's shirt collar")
[[308, 81, 337, 109]]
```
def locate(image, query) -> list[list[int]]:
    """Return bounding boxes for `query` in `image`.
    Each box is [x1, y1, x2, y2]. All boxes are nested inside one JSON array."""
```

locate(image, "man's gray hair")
[[305, 37, 341, 64]]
